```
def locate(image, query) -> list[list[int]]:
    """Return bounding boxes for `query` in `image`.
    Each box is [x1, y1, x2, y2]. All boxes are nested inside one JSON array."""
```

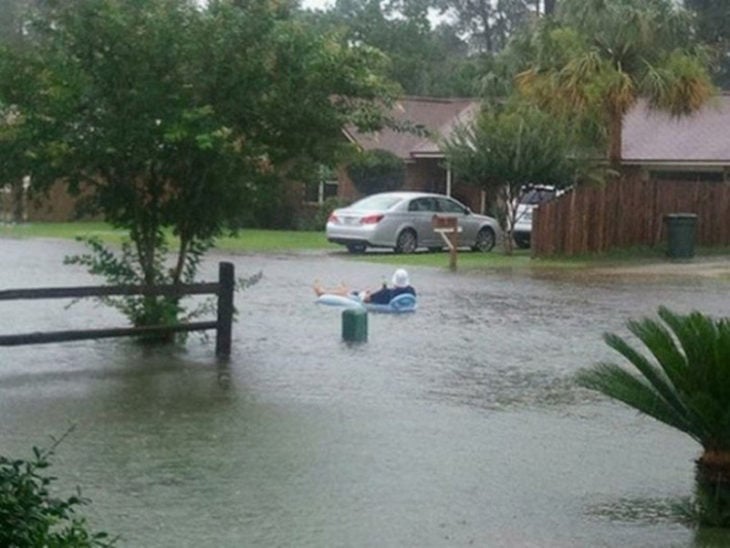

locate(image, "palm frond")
[[604, 331, 695, 428], [577, 307, 730, 450], [576, 362, 702, 442]]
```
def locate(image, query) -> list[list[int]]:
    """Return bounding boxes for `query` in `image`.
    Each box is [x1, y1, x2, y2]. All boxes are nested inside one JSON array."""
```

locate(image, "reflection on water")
[[585, 496, 693, 526], [428, 360, 583, 410], [1, 240, 730, 546]]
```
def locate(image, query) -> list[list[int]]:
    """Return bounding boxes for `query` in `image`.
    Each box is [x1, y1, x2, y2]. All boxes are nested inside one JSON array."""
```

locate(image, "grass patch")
[[343, 248, 592, 271], [215, 230, 338, 252], [0, 222, 337, 251], [3, 222, 727, 272], [547, 244, 730, 265], [0, 222, 127, 243]]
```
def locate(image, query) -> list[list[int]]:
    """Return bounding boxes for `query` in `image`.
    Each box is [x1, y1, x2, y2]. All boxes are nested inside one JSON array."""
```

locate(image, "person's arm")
[[366, 287, 392, 304]]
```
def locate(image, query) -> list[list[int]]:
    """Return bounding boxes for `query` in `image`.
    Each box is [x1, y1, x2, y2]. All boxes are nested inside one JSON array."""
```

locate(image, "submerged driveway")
[[1, 237, 729, 547]]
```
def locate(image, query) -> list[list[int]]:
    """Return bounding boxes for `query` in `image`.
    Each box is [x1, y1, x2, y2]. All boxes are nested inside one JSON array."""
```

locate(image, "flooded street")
[[1, 237, 729, 547]]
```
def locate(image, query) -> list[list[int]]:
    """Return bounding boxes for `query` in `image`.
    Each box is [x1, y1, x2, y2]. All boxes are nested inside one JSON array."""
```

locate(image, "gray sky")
[[301, 0, 333, 10]]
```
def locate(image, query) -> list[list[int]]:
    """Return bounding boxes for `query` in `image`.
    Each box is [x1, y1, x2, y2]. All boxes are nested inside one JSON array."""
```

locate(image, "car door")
[[436, 197, 477, 244], [407, 197, 439, 247]]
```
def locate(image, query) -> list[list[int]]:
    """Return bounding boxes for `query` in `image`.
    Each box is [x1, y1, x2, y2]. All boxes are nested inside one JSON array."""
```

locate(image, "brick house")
[[336, 96, 488, 213], [7, 96, 489, 223], [14, 94, 730, 225], [621, 94, 730, 181]]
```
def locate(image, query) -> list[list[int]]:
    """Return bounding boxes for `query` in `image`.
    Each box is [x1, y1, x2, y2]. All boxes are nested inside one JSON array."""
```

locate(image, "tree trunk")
[[544, 0, 556, 15], [11, 179, 24, 223], [694, 450, 730, 526], [500, 184, 514, 255], [607, 106, 623, 172]]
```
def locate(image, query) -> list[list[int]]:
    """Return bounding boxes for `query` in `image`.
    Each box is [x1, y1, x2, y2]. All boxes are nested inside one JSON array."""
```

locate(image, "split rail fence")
[[532, 177, 730, 257], [0, 261, 234, 358]]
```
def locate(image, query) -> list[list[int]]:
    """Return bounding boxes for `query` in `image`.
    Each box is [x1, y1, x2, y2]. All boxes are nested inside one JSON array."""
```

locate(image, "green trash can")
[[664, 213, 697, 259], [342, 307, 368, 343]]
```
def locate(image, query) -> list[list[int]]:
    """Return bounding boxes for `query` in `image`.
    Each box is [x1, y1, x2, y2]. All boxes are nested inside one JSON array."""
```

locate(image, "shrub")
[[0, 431, 116, 546], [346, 149, 405, 195]]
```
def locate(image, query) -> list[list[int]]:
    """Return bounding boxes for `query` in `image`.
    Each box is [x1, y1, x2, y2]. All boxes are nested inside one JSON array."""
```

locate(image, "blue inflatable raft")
[[316, 292, 417, 314]]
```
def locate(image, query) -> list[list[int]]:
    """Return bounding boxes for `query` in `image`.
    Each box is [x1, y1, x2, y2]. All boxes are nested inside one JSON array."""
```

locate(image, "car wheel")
[[394, 229, 417, 254], [473, 227, 495, 252], [346, 243, 367, 254]]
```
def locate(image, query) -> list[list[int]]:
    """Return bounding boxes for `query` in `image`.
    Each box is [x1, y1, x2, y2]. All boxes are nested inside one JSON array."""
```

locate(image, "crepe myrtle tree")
[[0, 0, 397, 329], [577, 307, 730, 527], [444, 99, 579, 254]]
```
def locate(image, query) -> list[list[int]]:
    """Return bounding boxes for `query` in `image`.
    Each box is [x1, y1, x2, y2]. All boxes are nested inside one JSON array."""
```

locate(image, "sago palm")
[[576, 306, 730, 525]]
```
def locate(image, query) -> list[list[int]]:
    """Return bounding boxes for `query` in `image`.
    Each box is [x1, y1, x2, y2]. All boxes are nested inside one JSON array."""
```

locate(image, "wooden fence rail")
[[532, 177, 730, 257], [0, 261, 235, 358]]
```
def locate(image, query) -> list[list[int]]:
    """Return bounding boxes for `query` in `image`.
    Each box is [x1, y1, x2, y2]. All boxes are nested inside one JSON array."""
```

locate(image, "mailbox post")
[[432, 215, 460, 270]]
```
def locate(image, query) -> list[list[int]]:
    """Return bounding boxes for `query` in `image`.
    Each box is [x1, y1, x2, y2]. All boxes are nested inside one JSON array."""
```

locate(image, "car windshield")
[[520, 188, 556, 205], [349, 195, 404, 211]]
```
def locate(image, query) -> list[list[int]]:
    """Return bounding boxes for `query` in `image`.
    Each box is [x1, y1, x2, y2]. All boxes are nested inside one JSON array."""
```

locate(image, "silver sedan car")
[[326, 191, 501, 253]]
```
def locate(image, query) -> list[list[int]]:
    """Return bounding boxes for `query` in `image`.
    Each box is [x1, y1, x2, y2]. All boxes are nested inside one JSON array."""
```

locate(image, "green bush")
[[0, 432, 116, 546], [294, 197, 349, 231], [346, 149, 405, 195]]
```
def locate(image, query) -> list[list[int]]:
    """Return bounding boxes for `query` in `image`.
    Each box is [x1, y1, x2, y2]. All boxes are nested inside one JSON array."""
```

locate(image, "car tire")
[[346, 243, 367, 254], [394, 229, 417, 254], [473, 227, 496, 252]]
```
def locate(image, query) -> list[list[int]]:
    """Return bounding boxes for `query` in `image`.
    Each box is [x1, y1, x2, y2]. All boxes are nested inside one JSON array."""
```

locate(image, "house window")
[[304, 166, 338, 204]]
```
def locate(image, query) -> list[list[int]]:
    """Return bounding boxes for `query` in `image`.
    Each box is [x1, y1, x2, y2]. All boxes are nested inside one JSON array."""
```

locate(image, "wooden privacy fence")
[[0, 261, 235, 358], [532, 177, 730, 257]]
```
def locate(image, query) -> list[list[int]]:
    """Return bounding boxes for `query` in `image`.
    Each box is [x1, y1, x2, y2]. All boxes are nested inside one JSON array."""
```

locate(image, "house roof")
[[344, 94, 730, 167], [343, 97, 478, 161], [622, 95, 730, 166]]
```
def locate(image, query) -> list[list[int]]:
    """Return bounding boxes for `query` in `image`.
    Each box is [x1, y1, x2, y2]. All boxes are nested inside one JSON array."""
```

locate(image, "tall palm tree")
[[515, 0, 715, 169], [576, 306, 730, 526]]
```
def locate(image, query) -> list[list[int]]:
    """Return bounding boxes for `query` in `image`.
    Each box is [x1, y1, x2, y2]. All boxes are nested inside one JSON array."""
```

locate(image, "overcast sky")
[[301, 0, 333, 11]]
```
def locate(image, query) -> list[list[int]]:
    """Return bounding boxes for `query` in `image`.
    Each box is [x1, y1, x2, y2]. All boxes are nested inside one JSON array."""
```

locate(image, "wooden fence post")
[[215, 262, 235, 359]]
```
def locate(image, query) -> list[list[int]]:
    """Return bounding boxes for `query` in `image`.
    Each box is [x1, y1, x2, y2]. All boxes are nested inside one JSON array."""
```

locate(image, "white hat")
[[392, 268, 410, 288]]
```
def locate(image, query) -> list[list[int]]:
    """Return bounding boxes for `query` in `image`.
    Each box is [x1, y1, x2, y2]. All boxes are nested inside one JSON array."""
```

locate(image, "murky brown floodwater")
[[1, 237, 729, 547]]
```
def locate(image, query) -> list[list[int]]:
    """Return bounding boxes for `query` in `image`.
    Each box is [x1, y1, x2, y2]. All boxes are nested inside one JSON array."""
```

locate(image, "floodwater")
[[1, 237, 729, 547]]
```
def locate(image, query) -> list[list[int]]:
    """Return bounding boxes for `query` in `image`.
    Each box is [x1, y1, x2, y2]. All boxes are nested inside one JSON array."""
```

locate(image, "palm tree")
[[576, 306, 730, 526], [515, 0, 715, 169]]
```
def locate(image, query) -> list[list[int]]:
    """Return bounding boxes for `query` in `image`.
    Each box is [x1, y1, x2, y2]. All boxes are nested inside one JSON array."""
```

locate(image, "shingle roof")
[[622, 95, 730, 165], [344, 97, 478, 160]]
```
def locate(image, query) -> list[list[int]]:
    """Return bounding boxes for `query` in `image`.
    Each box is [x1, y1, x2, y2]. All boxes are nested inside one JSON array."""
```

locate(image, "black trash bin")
[[664, 213, 697, 259]]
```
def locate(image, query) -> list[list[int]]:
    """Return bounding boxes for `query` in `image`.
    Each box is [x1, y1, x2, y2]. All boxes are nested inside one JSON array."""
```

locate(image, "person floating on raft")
[[314, 268, 416, 305]]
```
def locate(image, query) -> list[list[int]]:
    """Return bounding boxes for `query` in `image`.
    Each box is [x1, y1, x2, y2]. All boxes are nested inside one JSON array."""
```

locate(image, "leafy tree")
[[684, 0, 730, 89], [0, 0, 42, 47], [515, 0, 715, 169], [444, 99, 580, 253], [433, 0, 536, 54], [311, 0, 479, 96], [0, 0, 47, 222], [0, 0, 396, 328], [576, 307, 730, 527]]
